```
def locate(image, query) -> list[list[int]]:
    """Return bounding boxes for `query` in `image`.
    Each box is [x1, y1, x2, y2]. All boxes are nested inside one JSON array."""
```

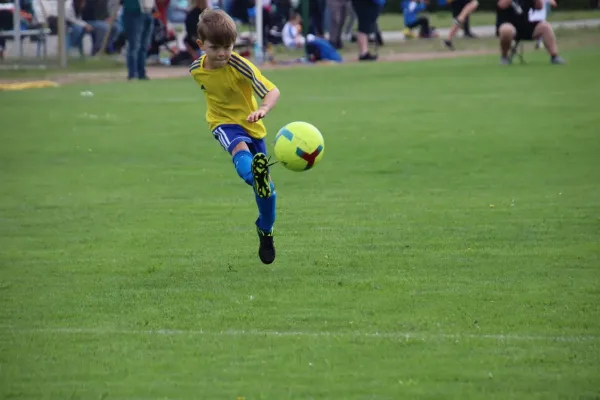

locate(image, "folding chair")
[[509, 39, 525, 64]]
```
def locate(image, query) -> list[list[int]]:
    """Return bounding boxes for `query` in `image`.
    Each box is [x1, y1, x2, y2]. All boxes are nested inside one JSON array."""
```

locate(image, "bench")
[[0, 3, 49, 59]]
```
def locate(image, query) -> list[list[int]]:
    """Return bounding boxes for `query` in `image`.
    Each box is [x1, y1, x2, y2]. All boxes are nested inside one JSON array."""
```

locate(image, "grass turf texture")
[[1, 47, 599, 399]]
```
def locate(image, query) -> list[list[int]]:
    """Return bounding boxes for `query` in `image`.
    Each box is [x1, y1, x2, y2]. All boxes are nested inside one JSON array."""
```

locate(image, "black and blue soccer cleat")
[[251, 153, 272, 199], [257, 227, 276, 264]]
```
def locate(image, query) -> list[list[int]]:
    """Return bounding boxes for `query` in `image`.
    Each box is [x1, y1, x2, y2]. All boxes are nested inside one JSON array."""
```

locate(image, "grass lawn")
[[0, 44, 599, 399]]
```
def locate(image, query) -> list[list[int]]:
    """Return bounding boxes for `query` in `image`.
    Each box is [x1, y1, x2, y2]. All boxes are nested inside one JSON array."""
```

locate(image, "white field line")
[[1, 327, 598, 343]]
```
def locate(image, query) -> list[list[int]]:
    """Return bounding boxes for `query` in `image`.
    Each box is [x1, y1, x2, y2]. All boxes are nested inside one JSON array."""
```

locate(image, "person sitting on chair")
[[496, 0, 564, 64], [402, 0, 435, 38], [66, 0, 95, 57], [528, 0, 556, 49]]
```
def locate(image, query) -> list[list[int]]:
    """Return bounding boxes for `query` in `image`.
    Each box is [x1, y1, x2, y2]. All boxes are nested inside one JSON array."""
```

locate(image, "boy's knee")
[[232, 150, 254, 186]]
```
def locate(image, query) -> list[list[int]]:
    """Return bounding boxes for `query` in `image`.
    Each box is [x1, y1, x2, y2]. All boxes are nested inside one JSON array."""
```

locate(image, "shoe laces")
[[266, 156, 278, 168]]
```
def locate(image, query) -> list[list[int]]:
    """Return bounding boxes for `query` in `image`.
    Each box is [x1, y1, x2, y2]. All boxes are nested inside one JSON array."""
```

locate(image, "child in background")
[[402, 0, 435, 38], [282, 10, 306, 49]]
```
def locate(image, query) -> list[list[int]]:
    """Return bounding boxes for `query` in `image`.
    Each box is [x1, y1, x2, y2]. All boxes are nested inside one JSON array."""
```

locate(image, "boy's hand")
[[247, 107, 268, 123]]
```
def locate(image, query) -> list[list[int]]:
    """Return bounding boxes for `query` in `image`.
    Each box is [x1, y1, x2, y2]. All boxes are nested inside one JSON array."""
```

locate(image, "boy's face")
[[197, 40, 234, 68]]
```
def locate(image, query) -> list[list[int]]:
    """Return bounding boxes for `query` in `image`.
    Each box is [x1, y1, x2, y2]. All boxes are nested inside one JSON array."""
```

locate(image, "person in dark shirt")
[[183, 0, 206, 59], [443, 0, 479, 50], [496, 0, 564, 64]]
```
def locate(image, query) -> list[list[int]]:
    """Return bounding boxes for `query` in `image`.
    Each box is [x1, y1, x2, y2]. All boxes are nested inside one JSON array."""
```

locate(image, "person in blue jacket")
[[306, 34, 343, 62], [402, 0, 435, 38]]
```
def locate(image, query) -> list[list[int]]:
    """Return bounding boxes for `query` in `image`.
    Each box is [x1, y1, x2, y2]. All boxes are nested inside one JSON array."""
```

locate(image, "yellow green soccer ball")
[[273, 121, 325, 172]]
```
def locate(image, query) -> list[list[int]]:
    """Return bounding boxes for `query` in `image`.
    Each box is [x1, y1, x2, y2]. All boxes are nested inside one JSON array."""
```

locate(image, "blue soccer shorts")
[[212, 124, 267, 155]]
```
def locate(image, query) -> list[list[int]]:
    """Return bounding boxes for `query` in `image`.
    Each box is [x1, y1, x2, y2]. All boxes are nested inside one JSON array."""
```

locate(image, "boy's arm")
[[248, 87, 280, 123]]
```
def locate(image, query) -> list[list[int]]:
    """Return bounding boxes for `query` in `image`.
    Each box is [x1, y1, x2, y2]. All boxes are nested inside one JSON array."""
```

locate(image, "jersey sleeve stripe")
[[228, 58, 268, 97], [229, 56, 270, 97], [189, 56, 203, 72], [189, 61, 201, 72], [228, 59, 268, 98], [228, 60, 265, 97]]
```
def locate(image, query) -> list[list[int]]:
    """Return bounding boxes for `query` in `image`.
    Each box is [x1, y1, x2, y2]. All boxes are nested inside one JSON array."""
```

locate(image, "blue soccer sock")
[[255, 182, 276, 233], [233, 150, 276, 232], [232, 150, 253, 186]]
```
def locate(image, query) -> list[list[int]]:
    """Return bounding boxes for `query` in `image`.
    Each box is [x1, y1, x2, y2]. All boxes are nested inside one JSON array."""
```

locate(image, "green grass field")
[[1, 45, 600, 399]]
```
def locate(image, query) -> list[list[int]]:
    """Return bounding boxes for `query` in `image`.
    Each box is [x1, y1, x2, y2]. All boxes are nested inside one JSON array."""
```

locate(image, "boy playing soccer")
[[189, 9, 281, 264]]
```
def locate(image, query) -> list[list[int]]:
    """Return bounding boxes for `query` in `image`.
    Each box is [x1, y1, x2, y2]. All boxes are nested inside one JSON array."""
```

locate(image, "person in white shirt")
[[282, 11, 305, 49], [65, 0, 94, 56], [528, 0, 557, 49]]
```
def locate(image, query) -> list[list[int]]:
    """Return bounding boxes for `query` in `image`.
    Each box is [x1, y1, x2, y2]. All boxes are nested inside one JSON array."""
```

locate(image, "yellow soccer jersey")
[[189, 52, 277, 139]]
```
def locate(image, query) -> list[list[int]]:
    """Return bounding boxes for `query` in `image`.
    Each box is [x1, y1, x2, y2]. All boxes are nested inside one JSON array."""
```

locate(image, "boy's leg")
[[214, 125, 276, 264], [249, 139, 276, 264]]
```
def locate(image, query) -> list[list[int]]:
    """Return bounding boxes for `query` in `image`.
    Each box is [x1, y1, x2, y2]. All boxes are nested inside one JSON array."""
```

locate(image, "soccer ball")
[[273, 121, 325, 172]]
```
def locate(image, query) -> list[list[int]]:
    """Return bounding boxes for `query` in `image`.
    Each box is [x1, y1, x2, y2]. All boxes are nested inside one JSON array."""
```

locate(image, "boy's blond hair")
[[197, 9, 238, 46]]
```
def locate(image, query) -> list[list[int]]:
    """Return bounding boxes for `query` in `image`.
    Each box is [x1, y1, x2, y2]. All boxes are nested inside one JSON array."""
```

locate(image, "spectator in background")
[[183, 0, 206, 57], [528, 0, 556, 49], [306, 33, 342, 62], [350, 0, 382, 60], [82, 0, 120, 54], [443, 0, 478, 50], [167, 0, 188, 23], [327, 0, 348, 49], [402, 0, 435, 38], [298, 0, 324, 37], [342, 2, 355, 42], [496, 0, 564, 64], [228, 0, 252, 25], [122, 0, 155, 79], [66, 0, 94, 56], [282, 10, 305, 48]]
